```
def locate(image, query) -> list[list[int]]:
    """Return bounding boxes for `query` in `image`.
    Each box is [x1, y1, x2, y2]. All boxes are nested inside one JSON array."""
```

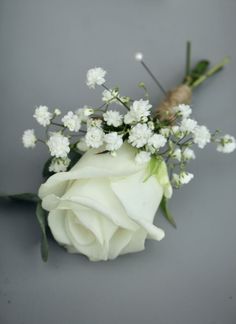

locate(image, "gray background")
[[0, 0, 236, 323]]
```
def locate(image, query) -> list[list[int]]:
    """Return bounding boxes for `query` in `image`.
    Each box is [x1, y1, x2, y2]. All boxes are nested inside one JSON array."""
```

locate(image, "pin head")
[[135, 52, 143, 62]]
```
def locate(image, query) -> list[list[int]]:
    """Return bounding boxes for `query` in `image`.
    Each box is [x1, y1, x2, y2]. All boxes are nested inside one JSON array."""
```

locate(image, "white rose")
[[38, 142, 172, 261]]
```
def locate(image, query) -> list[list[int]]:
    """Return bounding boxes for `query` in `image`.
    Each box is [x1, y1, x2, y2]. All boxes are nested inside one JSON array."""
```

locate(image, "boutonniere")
[[1, 43, 235, 262]]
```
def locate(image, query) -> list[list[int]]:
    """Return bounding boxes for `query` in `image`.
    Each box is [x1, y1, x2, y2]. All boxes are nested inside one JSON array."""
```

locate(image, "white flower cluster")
[[49, 157, 71, 173], [22, 129, 36, 148], [22, 67, 235, 182], [124, 99, 152, 124], [47, 132, 70, 158], [216, 134, 236, 153], [103, 110, 123, 127], [62, 111, 81, 132], [172, 172, 194, 186], [86, 67, 106, 89], [85, 127, 104, 148]]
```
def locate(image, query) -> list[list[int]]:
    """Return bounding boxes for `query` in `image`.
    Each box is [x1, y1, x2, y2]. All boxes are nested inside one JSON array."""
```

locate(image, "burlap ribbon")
[[156, 84, 192, 122]]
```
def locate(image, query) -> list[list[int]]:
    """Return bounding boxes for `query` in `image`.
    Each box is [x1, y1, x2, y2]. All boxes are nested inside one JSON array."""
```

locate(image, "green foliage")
[[68, 149, 82, 170], [0, 192, 49, 262], [36, 202, 49, 262], [42, 157, 54, 179], [191, 60, 210, 76], [184, 60, 210, 86], [0, 193, 39, 203], [160, 196, 176, 228]]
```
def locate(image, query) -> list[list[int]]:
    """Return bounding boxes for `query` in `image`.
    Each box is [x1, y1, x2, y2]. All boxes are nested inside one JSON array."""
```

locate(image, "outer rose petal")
[[111, 169, 165, 241], [39, 142, 142, 199]]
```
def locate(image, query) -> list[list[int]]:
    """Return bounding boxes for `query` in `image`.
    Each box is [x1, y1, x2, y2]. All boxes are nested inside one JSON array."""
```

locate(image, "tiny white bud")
[[84, 108, 94, 116], [111, 151, 117, 157], [135, 52, 143, 62], [148, 121, 155, 130], [54, 108, 61, 116]]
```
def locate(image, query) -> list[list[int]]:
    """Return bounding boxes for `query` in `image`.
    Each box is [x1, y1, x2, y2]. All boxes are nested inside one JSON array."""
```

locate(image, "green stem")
[[185, 41, 191, 77], [37, 139, 46, 144], [102, 84, 130, 111], [51, 121, 64, 127], [191, 57, 229, 89]]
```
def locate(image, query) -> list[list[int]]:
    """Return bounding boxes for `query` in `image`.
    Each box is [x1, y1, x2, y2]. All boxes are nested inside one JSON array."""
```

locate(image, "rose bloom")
[[39, 143, 172, 261]]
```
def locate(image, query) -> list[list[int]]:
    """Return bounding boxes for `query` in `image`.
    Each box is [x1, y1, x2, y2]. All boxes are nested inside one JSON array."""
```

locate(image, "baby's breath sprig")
[[22, 58, 236, 189]]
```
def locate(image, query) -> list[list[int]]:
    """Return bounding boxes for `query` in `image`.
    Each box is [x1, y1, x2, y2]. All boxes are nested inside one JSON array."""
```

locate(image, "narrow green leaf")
[[36, 202, 49, 262], [0, 193, 39, 203], [160, 197, 177, 228]]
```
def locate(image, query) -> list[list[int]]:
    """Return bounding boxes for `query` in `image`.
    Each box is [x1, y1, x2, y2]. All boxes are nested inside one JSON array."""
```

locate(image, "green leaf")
[[68, 149, 82, 170], [160, 197, 177, 228], [0, 193, 39, 203], [42, 157, 54, 179], [191, 56, 229, 89], [36, 202, 49, 262], [191, 60, 210, 76]]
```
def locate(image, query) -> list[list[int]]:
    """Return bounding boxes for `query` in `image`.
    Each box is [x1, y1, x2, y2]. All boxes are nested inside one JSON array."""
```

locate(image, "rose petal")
[[61, 178, 138, 231], [111, 169, 165, 240], [48, 209, 71, 246], [38, 142, 143, 199], [120, 229, 147, 255], [108, 229, 133, 259]]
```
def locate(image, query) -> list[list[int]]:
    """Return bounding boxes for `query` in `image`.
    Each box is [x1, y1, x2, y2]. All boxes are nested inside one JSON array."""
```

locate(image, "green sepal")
[[96, 150, 109, 155], [160, 196, 177, 228], [138, 82, 149, 99], [144, 156, 163, 182], [36, 202, 49, 262], [0, 193, 40, 203]]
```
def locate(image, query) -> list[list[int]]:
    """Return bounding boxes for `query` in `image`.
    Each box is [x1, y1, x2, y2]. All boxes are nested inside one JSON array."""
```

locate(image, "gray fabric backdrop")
[[0, 0, 236, 323]]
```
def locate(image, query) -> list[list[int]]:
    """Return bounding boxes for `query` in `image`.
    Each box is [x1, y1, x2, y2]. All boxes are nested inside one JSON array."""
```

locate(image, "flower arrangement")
[[2, 43, 235, 262]]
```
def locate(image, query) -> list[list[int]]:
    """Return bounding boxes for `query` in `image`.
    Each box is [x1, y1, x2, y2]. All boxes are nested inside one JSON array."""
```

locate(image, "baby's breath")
[[22, 67, 235, 184]]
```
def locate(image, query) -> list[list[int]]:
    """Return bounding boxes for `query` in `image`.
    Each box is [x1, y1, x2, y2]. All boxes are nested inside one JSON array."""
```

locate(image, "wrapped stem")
[[156, 56, 229, 121]]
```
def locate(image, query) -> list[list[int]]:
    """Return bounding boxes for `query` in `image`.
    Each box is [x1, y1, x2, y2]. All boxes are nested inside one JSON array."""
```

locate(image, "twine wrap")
[[156, 84, 192, 121]]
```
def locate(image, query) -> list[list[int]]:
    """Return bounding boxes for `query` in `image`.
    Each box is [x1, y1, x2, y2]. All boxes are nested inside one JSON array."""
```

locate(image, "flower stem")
[[37, 139, 46, 144], [51, 121, 64, 127], [102, 84, 130, 111], [185, 41, 191, 78], [191, 57, 230, 89]]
